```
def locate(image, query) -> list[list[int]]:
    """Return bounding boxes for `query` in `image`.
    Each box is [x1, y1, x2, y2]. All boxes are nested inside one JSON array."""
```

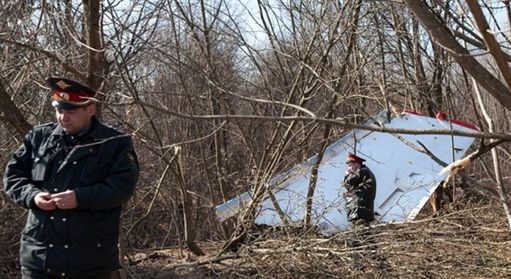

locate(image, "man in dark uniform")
[[342, 153, 376, 226], [3, 77, 140, 279]]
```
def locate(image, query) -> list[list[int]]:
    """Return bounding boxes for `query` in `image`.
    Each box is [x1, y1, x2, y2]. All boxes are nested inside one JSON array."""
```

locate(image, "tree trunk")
[[83, 0, 106, 116], [304, 0, 362, 229], [404, 0, 511, 112], [0, 79, 31, 138], [303, 125, 331, 229], [473, 79, 511, 230], [174, 147, 205, 256]]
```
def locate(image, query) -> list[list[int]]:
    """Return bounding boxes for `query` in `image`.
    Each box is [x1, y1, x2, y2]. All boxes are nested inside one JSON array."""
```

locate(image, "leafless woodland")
[[1, 0, 511, 278]]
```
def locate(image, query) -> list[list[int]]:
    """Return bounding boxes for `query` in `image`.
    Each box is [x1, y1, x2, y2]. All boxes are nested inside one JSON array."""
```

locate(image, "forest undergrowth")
[[127, 194, 511, 278]]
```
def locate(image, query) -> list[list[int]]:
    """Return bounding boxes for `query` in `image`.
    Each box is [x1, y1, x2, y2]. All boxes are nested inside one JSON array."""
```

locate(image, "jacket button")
[[46, 268, 51, 272], [97, 243, 102, 248], [72, 161, 77, 165], [64, 244, 69, 249], [50, 216, 54, 220], [49, 244, 53, 248], [53, 188, 58, 192], [62, 218, 67, 222], [61, 272, 66, 277]]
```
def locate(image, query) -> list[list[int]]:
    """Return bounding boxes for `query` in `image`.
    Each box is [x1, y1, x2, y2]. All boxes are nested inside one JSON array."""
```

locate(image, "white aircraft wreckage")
[[216, 110, 479, 233]]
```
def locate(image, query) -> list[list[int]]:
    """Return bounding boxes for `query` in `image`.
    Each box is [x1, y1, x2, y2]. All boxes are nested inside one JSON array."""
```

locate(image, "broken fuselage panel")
[[216, 111, 478, 233]]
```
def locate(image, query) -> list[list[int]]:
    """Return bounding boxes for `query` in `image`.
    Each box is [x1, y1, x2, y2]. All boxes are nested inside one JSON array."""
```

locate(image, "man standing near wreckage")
[[4, 77, 139, 278], [342, 153, 376, 226]]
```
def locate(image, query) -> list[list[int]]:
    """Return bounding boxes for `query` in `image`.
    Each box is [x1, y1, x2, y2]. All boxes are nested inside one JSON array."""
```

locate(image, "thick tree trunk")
[[83, 0, 105, 88], [404, 0, 511, 112], [83, 0, 106, 117], [0, 79, 31, 138]]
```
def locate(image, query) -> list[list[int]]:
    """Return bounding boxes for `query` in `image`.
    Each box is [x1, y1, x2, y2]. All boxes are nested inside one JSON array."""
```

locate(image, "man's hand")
[[51, 190, 78, 210], [34, 192, 56, 211]]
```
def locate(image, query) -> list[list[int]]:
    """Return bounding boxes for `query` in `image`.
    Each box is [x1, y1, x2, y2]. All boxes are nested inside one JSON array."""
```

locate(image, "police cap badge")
[[47, 77, 96, 110]]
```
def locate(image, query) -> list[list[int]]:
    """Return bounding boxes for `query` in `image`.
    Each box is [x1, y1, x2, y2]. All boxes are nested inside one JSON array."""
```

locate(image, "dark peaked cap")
[[47, 77, 96, 110]]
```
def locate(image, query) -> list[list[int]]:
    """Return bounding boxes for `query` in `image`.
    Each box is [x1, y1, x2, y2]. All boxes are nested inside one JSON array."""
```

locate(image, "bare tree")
[[3, 0, 511, 277]]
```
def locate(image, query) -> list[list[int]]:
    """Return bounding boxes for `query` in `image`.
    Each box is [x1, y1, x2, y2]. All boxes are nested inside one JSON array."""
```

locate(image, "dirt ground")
[[124, 201, 511, 278], [3, 199, 511, 278]]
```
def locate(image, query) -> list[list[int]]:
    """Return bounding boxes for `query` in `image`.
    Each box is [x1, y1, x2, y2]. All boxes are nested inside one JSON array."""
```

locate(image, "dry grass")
[[2, 194, 511, 278], [126, 200, 511, 278]]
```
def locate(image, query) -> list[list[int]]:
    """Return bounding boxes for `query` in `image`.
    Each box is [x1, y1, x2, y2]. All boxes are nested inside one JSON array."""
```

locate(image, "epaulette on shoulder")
[[32, 122, 57, 132], [96, 121, 126, 137], [108, 123, 125, 134], [28, 123, 58, 140]]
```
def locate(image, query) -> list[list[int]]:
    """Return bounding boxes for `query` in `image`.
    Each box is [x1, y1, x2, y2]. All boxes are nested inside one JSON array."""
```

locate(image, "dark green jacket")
[[3, 118, 139, 278], [342, 165, 376, 224]]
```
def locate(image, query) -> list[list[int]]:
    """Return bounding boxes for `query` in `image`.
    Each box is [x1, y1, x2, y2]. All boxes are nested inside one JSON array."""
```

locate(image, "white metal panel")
[[216, 111, 478, 233]]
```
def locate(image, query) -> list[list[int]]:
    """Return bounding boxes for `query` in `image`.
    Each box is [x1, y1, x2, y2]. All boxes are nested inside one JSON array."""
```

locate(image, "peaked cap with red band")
[[47, 77, 96, 110], [345, 153, 365, 164]]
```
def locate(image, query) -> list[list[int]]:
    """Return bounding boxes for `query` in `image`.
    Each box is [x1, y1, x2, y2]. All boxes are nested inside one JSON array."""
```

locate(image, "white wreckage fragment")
[[216, 110, 479, 233]]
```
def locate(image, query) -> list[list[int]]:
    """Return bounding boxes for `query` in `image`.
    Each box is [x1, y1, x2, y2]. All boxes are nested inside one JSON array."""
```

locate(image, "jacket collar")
[[50, 116, 107, 141]]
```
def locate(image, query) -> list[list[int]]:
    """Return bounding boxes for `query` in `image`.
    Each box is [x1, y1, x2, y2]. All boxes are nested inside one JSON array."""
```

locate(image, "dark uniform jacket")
[[342, 165, 376, 224], [3, 117, 139, 278]]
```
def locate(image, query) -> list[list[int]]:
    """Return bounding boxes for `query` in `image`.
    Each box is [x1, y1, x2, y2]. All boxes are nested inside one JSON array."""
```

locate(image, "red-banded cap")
[[346, 153, 365, 164], [47, 77, 96, 109]]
